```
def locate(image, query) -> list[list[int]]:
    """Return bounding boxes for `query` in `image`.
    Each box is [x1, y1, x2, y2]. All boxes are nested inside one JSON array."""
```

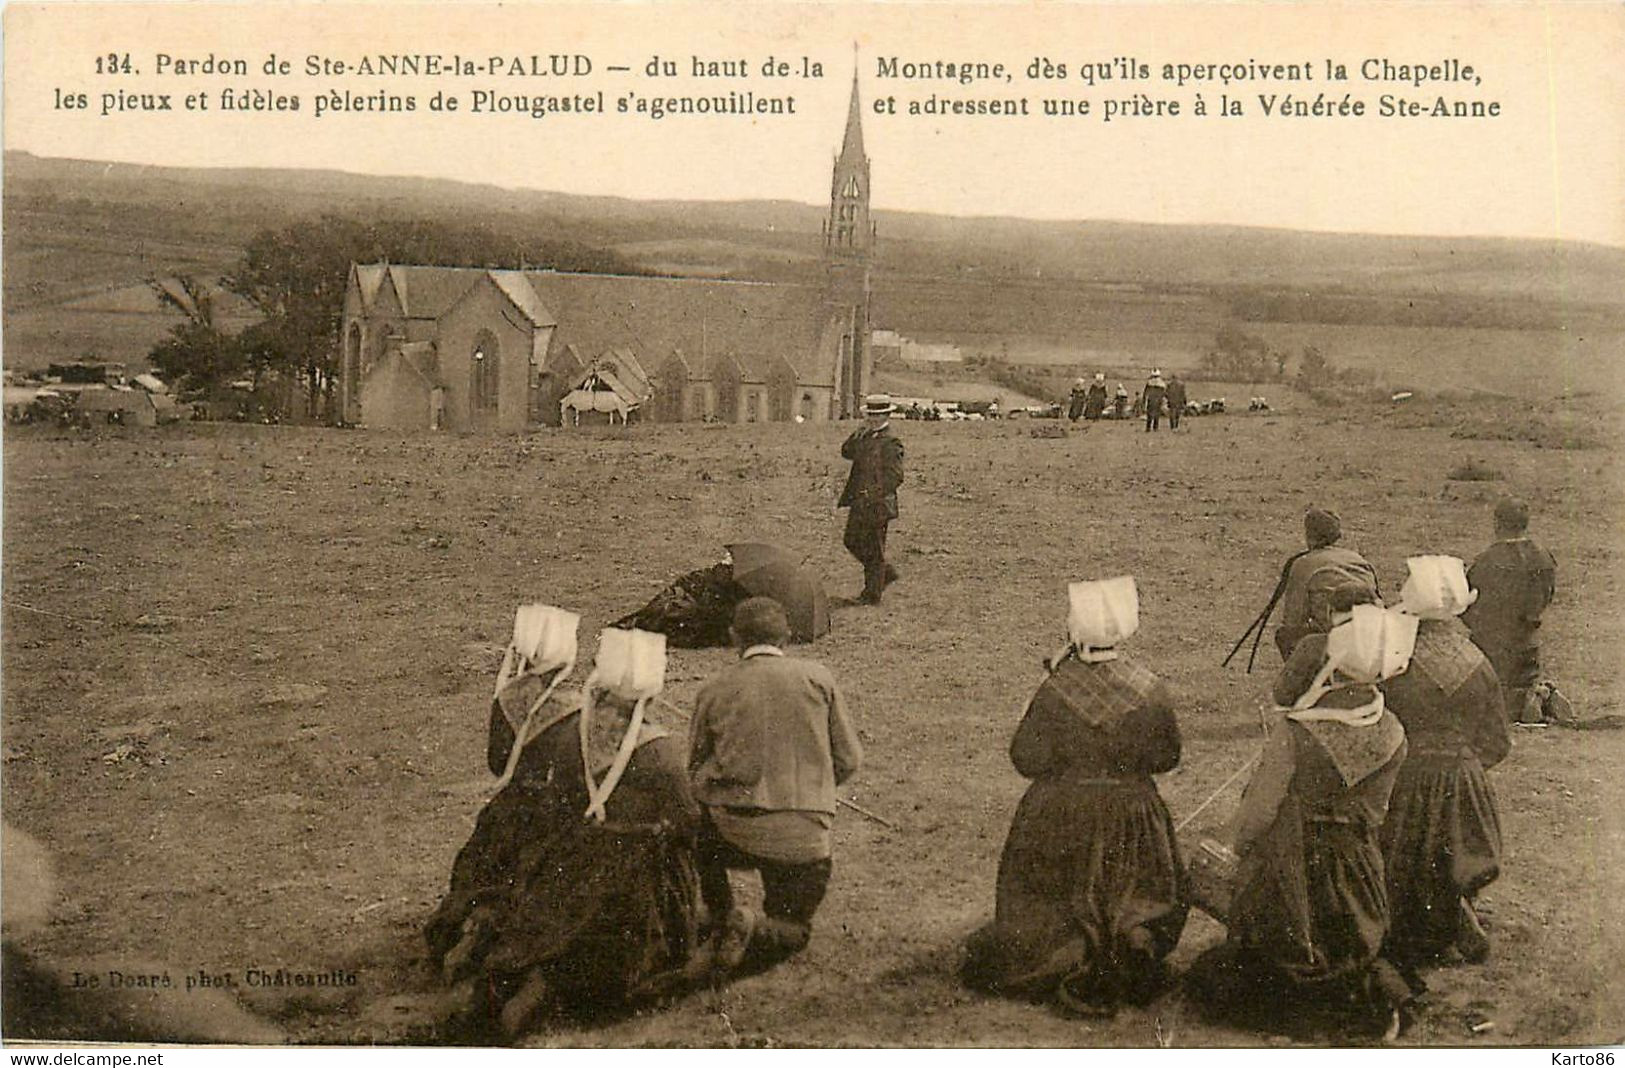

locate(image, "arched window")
[[471, 330, 500, 412]]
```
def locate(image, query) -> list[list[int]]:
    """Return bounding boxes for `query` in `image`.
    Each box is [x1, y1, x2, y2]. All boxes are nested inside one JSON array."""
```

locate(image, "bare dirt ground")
[[3, 390, 1622, 1048]]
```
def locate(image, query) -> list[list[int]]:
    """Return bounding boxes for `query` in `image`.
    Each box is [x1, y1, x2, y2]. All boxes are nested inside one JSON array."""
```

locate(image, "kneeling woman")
[[1191, 598, 1416, 1039], [963, 577, 1187, 1015], [425, 638, 704, 1037], [1380, 555, 1508, 968]]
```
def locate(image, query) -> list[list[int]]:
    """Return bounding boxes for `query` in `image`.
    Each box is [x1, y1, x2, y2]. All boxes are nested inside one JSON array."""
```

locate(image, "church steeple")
[[825, 67, 872, 257], [839, 70, 865, 164], [824, 61, 874, 419]]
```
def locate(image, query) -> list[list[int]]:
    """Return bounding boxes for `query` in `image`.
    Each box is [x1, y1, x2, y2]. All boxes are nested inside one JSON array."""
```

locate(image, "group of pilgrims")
[[1068, 369, 1189, 430], [422, 496, 1558, 1042]]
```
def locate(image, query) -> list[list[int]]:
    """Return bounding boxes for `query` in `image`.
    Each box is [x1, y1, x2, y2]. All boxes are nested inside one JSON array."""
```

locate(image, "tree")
[[1201, 324, 1273, 380], [223, 218, 365, 421], [146, 276, 239, 390], [220, 215, 649, 423]]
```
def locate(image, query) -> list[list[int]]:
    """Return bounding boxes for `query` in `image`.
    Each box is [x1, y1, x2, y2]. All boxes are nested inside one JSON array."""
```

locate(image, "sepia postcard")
[[2, 0, 1622, 1054]]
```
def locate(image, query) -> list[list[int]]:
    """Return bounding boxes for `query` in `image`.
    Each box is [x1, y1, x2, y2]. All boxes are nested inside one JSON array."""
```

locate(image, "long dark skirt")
[[1192, 800, 1412, 1036], [963, 777, 1186, 1006], [425, 780, 703, 1014], [1378, 750, 1502, 964]]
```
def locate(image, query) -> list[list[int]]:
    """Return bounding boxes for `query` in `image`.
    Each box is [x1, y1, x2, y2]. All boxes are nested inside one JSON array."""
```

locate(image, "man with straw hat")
[[838, 393, 905, 605], [962, 576, 1186, 1017], [687, 598, 864, 980], [1380, 555, 1508, 968]]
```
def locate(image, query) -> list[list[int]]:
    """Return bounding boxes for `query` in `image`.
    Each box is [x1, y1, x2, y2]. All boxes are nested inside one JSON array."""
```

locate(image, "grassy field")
[[3, 391, 1622, 1047]]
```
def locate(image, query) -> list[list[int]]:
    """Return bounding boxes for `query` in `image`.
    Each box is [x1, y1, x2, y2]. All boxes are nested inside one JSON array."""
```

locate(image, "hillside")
[[5, 151, 1624, 390]]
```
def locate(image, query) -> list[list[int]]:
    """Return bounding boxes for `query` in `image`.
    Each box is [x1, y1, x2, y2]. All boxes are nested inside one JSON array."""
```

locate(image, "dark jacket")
[[838, 425, 904, 519], [1462, 537, 1557, 678], [1166, 378, 1188, 408]]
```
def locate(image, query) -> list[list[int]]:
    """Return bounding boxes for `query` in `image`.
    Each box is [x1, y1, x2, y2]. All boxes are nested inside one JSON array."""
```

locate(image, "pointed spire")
[[839, 61, 865, 163]]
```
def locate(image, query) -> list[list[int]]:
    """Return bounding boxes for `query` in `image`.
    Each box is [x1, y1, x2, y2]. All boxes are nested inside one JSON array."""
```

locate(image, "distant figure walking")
[[1113, 383, 1129, 419], [838, 394, 905, 606], [1166, 374, 1187, 430], [1084, 374, 1108, 420], [1143, 370, 1168, 432]]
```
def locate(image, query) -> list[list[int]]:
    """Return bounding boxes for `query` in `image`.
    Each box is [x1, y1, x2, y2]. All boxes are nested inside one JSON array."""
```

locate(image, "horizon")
[[5, 4, 1623, 250], [10, 148, 1625, 256]]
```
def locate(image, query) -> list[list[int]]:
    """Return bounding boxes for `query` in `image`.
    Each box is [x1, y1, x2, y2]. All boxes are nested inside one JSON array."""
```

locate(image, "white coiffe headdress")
[[1286, 604, 1418, 724], [1399, 555, 1478, 620], [1066, 576, 1140, 663], [580, 628, 667, 823], [491, 604, 581, 788]]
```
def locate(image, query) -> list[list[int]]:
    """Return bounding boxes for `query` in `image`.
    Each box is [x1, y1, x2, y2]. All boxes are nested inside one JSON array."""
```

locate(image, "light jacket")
[[689, 648, 863, 815]]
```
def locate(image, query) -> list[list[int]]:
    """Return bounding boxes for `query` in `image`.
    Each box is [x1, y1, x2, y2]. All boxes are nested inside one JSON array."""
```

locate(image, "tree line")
[[1199, 324, 1366, 389], [148, 216, 644, 420]]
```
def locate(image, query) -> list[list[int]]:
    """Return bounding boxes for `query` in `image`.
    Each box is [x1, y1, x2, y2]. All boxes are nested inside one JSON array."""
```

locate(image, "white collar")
[[742, 645, 785, 659]]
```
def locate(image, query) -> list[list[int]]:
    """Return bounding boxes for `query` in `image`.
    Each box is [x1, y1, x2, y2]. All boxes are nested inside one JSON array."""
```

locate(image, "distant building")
[[871, 329, 904, 367], [339, 74, 877, 431], [900, 339, 963, 366]]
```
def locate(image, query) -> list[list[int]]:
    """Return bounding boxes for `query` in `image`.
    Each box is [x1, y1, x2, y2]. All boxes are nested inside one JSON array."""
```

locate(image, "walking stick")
[[1174, 753, 1260, 833], [1222, 548, 1310, 673], [838, 797, 898, 829]]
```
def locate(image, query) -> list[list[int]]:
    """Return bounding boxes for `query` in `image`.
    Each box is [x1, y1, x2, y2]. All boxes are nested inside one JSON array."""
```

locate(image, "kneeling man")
[[688, 598, 864, 978]]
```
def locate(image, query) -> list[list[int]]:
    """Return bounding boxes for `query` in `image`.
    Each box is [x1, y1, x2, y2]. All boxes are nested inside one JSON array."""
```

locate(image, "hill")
[[5, 151, 1624, 394]]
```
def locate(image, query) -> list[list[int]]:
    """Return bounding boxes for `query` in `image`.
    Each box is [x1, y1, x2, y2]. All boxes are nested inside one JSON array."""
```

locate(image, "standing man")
[[1113, 382, 1130, 419], [839, 393, 905, 605], [1462, 497, 1559, 723], [1144, 369, 1168, 432], [1166, 373, 1187, 431], [688, 597, 865, 978]]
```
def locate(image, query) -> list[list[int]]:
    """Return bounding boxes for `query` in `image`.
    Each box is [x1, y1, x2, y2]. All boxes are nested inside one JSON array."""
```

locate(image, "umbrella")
[[726, 542, 831, 644]]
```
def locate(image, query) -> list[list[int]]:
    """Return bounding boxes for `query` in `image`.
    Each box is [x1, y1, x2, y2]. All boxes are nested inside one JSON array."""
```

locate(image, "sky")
[[4, 1, 1623, 247]]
